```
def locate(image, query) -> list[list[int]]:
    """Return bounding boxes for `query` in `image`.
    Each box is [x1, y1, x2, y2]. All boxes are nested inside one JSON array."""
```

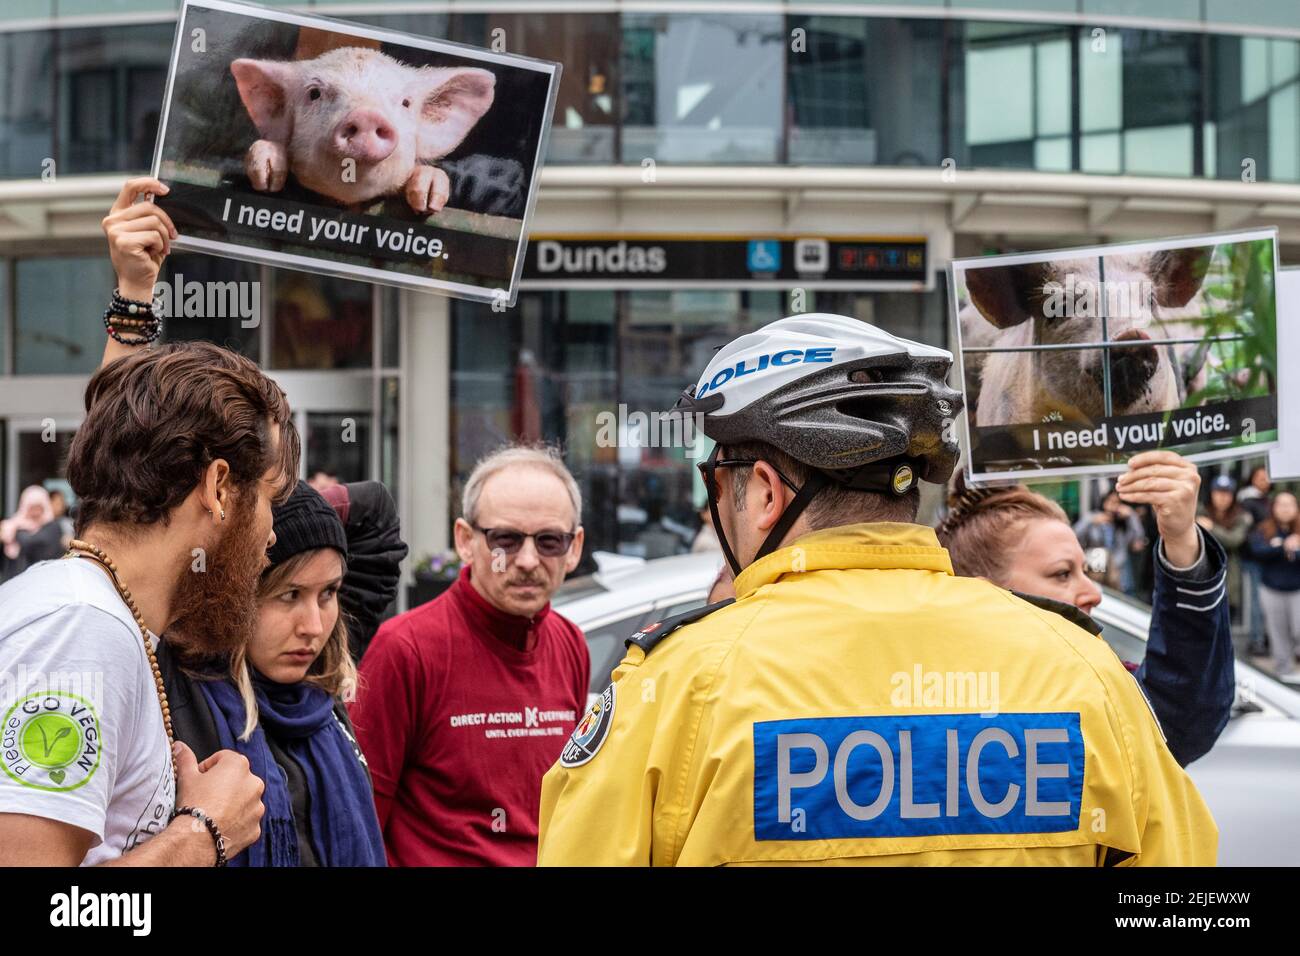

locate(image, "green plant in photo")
[[1186, 239, 1275, 407]]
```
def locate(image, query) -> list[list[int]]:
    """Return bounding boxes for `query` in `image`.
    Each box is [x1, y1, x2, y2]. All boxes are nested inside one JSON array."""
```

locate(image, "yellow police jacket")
[[537, 522, 1217, 866]]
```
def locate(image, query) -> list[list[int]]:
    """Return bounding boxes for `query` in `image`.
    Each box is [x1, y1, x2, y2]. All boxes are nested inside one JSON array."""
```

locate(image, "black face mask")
[[697, 444, 827, 578]]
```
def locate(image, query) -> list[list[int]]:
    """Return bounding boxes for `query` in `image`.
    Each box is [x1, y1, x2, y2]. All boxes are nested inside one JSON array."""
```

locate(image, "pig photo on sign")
[[231, 47, 496, 214], [959, 248, 1212, 428]]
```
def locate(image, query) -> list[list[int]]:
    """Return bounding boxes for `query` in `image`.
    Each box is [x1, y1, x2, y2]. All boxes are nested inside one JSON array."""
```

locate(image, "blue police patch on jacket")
[[752, 712, 1084, 841]]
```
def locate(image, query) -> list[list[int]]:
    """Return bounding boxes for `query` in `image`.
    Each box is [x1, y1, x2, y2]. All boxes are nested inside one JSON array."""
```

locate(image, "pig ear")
[[1150, 248, 1212, 308], [962, 263, 1049, 330], [413, 68, 496, 160], [231, 58, 297, 142]]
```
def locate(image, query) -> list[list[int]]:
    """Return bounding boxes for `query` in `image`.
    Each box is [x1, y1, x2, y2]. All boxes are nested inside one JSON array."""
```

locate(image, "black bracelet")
[[103, 308, 162, 346], [172, 805, 228, 867], [110, 287, 161, 318]]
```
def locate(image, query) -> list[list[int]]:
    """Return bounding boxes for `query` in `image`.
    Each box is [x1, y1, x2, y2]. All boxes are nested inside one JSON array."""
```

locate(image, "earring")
[[220, 509, 226, 521]]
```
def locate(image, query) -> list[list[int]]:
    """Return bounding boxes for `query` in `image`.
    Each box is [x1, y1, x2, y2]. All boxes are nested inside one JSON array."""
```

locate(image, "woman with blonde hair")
[[937, 451, 1234, 767], [158, 481, 393, 866]]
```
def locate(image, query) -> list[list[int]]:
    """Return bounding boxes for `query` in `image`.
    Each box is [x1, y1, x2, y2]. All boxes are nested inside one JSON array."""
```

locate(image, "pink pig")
[[230, 47, 495, 214]]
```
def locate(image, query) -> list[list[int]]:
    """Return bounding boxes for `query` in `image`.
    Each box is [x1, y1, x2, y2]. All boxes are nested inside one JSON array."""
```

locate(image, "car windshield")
[[552, 574, 608, 605]]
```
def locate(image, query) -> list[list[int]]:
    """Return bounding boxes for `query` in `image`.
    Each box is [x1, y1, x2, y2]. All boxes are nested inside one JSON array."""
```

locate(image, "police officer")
[[537, 314, 1216, 866]]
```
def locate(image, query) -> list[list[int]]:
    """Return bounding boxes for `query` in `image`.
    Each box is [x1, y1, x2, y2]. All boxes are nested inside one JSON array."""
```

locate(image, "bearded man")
[[0, 179, 301, 867]]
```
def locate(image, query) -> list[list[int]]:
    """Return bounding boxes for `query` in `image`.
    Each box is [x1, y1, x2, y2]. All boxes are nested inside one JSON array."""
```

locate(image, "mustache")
[[506, 573, 546, 586]]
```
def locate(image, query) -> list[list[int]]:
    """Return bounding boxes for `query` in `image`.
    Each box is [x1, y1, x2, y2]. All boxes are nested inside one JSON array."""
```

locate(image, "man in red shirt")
[[350, 446, 590, 866]]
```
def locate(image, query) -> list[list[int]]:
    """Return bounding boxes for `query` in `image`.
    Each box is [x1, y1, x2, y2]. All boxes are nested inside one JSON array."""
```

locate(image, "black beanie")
[[267, 480, 349, 568]]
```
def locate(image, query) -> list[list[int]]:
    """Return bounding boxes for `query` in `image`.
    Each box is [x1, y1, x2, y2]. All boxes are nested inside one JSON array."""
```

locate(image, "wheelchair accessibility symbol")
[[747, 240, 781, 273]]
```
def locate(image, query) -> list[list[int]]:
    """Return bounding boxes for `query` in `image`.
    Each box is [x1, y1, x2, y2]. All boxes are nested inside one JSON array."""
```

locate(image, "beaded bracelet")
[[172, 805, 228, 867], [110, 288, 160, 319], [103, 308, 162, 345]]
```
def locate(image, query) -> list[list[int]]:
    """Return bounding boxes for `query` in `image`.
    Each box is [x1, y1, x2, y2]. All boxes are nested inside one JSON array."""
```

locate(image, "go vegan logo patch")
[[2, 692, 101, 792]]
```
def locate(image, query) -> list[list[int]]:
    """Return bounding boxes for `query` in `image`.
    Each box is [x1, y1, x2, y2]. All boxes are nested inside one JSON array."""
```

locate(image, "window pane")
[[1242, 37, 1270, 103], [0, 31, 54, 180], [967, 45, 1034, 145], [1210, 35, 1270, 181], [1205, 0, 1300, 31], [790, 17, 943, 166], [621, 13, 783, 164], [1273, 40, 1300, 87], [788, 17, 872, 164], [1036, 39, 1071, 137], [306, 411, 372, 484], [270, 271, 373, 370], [1035, 136, 1072, 171], [1082, 131, 1122, 172], [159, 254, 261, 361], [57, 25, 172, 174], [0, 2, 53, 21], [14, 257, 115, 375], [1080, 32, 1122, 132], [1268, 83, 1300, 182], [1123, 123, 1194, 176], [479, 13, 617, 164], [1120, 31, 1199, 131]]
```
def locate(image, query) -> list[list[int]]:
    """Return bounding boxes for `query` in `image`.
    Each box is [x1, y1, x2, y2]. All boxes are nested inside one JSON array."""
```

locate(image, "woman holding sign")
[[938, 451, 1234, 767]]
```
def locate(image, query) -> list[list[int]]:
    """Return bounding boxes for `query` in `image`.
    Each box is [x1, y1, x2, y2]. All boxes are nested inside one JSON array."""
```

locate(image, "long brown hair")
[[232, 547, 357, 740], [936, 472, 1068, 585], [1256, 493, 1300, 542]]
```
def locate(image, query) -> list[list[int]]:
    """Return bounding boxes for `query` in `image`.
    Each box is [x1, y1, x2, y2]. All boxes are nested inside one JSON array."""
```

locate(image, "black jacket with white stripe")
[[1138, 528, 1235, 767]]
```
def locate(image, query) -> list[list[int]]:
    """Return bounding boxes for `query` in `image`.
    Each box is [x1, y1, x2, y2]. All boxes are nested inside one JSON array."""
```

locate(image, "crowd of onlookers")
[[1075, 463, 1300, 681]]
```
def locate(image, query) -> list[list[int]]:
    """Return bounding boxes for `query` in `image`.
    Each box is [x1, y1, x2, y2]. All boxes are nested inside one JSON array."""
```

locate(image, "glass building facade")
[[3, 10, 1299, 180], [0, 1, 1297, 571]]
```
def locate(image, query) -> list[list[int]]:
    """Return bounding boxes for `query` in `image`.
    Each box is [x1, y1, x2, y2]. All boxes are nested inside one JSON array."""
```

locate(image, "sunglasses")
[[472, 525, 576, 557], [696, 446, 800, 495]]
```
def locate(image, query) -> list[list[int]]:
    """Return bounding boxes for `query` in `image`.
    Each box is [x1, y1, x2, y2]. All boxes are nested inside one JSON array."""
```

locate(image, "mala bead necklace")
[[64, 539, 176, 782]]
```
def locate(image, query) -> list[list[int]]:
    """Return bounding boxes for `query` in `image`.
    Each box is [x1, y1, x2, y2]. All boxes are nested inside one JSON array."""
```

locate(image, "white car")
[[553, 550, 1300, 865]]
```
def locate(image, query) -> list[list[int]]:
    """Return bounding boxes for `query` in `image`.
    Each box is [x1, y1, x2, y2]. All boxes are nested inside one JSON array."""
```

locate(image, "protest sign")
[[952, 229, 1279, 483], [151, 0, 559, 305], [1268, 267, 1300, 479]]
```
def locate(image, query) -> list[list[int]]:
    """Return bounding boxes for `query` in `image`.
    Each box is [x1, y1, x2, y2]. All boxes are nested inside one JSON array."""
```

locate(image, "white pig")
[[960, 249, 1212, 428], [230, 47, 495, 214]]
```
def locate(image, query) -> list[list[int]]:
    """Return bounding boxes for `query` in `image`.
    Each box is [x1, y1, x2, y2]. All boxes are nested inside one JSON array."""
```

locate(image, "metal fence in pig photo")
[[150, 0, 559, 303], [952, 229, 1279, 483]]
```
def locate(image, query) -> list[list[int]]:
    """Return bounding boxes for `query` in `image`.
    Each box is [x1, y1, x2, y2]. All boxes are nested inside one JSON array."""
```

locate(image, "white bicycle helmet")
[[674, 313, 962, 572]]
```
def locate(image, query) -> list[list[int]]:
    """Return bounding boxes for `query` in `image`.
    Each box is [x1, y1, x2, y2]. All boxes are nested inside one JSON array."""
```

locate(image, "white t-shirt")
[[0, 558, 175, 865]]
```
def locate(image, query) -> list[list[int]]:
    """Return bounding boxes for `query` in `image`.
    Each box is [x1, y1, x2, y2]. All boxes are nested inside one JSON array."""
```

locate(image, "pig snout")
[[1096, 329, 1160, 410], [333, 109, 397, 164]]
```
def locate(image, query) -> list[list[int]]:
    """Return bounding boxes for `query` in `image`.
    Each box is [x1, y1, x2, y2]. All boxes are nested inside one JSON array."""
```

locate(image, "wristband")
[[172, 805, 228, 867]]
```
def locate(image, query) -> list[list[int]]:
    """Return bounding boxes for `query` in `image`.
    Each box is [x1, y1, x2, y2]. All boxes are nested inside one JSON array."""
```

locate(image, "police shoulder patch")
[[560, 683, 615, 768], [625, 598, 735, 656]]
